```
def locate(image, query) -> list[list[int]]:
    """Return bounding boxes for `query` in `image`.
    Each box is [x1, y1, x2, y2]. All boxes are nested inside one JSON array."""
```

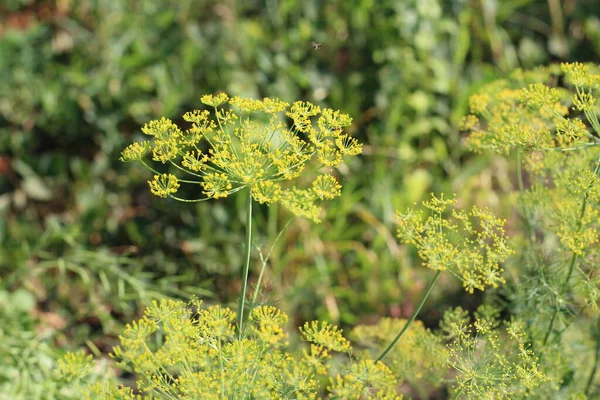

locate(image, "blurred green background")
[[1, 0, 600, 394]]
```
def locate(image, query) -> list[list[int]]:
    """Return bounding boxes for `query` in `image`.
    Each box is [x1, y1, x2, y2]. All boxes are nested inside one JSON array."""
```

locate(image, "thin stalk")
[[377, 270, 441, 361], [238, 189, 253, 338], [252, 217, 293, 304], [541, 308, 558, 347], [217, 338, 226, 399], [585, 316, 600, 395]]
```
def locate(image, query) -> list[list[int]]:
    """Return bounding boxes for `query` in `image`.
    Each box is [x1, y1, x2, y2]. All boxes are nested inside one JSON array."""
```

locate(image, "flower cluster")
[[397, 194, 514, 293], [328, 359, 402, 400], [120, 94, 362, 222], [60, 299, 405, 399], [440, 306, 548, 399]]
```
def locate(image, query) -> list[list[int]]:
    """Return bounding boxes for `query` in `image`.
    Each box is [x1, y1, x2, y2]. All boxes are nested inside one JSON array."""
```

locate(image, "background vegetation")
[[2, 0, 600, 398]]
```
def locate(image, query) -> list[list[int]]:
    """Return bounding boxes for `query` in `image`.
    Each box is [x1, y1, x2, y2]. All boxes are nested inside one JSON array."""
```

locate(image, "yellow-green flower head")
[[397, 193, 514, 294], [312, 174, 342, 200], [120, 93, 362, 223], [201, 92, 229, 107], [56, 350, 94, 383], [148, 174, 180, 198], [251, 181, 282, 204], [328, 359, 402, 400], [463, 63, 600, 156], [300, 320, 351, 353], [120, 141, 151, 162], [197, 305, 236, 340], [249, 306, 289, 347], [561, 62, 600, 88], [141, 117, 182, 140]]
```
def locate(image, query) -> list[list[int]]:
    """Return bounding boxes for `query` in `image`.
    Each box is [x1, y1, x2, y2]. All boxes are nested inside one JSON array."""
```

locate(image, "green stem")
[[377, 270, 441, 361], [238, 189, 253, 338], [217, 338, 226, 399], [585, 316, 600, 395], [251, 217, 293, 304], [541, 308, 558, 347]]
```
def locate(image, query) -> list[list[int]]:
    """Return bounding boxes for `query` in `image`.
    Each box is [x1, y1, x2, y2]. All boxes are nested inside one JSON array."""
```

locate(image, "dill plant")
[[120, 93, 362, 335], [61, 94, 413, 398], [462, 62, 600, 397]]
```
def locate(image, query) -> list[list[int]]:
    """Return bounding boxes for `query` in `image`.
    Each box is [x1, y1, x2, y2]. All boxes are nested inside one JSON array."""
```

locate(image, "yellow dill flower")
[[518, 83, 561, 109], [182, 109, 211, 124], [352, 318, 445, 391], [328, 359, 402, 400], [181, 109, 215, 145], [148, 174, 180, 198], [397, 194, 513, 293], [201, 92, 229, 107], [286, 101, 322, 132], [56, 350, 94, 382], [561, 62, 599, 88], [300, 320, 351, 352], [198, 305, 236, 340], [468, 93, 490, 114], [181, 150, 208, 172], [251, 180, 282, 204], [335, 133, 363, 156], [572, 91, 596, 112], [312, 174, 342, 200], [152, 138, 181, 163], [301, 344, 330, 375], [262, 97, 290, 113], [317, 145, 343, 167], [202, 172, 233, 199], [229, 96, 264, 112], [555, 118, 588, 146], [280, 188, 322, 223], [249, 305, 288, 346], [318, 108, 353, 131], [120, 141, 151, 162], [121, 93, 361, 222], [141, 117, 181, 140], [442, 307, 548, 399], [460, 115, 480, 132], [84, 382, 141, 400]]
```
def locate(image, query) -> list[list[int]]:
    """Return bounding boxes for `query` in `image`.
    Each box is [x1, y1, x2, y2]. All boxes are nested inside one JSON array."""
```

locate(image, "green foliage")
[[0, 284, 112, 400]]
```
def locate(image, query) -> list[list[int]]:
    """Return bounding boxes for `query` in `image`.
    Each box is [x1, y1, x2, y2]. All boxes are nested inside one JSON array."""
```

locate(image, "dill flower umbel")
[[120, 93, 362, 223], [397, 194, 513, 293], [441, 306, 547, 399]]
